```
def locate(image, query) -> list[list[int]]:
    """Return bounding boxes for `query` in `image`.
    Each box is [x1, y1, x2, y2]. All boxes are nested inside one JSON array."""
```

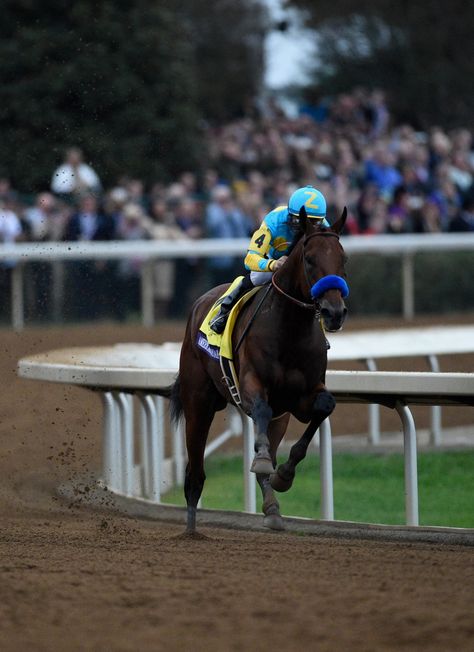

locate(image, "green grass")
[[162, 451, 474, 528]]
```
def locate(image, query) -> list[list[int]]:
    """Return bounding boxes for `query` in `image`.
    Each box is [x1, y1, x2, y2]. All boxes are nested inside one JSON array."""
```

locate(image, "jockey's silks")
[[244, 206, 330, 272]]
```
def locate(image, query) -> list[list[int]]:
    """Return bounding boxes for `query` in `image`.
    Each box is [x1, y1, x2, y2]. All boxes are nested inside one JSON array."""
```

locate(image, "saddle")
[[197, 277, 259, 406]]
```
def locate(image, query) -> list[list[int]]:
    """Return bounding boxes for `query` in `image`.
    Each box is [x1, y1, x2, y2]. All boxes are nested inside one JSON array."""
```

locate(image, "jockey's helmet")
[[288, 185, 327, 219]]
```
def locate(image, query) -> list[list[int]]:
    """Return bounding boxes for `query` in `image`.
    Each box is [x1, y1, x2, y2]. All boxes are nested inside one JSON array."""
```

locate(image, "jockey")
[[210, 185, 329, 333]]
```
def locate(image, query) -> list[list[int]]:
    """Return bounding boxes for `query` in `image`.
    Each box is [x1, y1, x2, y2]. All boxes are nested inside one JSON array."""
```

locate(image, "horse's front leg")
[[271, 388, 335, 492], [257, 413, 290, 530], [240, 372, 274, 475], [249, 395, 274, 474]]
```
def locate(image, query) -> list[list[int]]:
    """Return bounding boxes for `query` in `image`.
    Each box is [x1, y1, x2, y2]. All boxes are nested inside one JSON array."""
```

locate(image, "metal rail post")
[[116, 392, 134, 496], [102, 392, 117, 490], [402, 253, 415, 321], [140, 260, 155, 328], [141, 394, 162, 503], [139, 398, 150, 498], [427, 355, 442, 446], [154, 396, 165, 487], [319, 419, 334, 520], [242, 412, 257, 514], [107, 393, 122, 493], [395, 401, 419, 526], [366, 358, 380, 445], [11, 264, 24, 331]]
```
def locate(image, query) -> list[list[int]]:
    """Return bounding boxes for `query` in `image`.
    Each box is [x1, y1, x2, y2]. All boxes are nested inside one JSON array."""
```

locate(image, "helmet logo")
[[304, 190, 320, 210]]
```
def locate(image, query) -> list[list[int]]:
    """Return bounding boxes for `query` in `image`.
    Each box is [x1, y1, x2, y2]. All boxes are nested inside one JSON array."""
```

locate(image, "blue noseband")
[[310, 274, 349, 300]]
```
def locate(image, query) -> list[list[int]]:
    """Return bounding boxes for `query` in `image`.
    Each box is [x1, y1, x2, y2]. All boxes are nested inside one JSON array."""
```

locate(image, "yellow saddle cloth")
[[198, 276, 259, 361]]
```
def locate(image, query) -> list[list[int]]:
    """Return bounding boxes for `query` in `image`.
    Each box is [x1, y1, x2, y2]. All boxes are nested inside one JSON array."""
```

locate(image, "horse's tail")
[[154, 375, 183, 425]]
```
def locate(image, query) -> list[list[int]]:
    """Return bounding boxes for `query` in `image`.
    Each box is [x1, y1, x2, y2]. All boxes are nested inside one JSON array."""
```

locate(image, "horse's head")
[[299, 206, 349, 332]]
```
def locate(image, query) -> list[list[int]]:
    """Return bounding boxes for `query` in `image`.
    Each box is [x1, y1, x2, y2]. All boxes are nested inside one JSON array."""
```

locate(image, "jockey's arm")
[[244, 223, 276, 272]]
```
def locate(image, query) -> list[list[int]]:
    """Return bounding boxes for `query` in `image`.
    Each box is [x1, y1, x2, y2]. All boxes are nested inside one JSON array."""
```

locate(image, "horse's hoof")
[[270, 471, 293, 493], [250, 455, 274, 475], [263, 513, 285, 530]]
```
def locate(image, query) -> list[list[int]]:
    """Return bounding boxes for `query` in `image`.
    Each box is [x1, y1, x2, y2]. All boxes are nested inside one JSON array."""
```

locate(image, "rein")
[[271, 275, 316, 310], [271, 231, 343, 312]]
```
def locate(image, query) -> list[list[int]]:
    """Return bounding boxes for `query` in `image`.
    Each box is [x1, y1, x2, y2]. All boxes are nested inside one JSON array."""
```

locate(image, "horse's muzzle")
[[319, 296, 347, 332]]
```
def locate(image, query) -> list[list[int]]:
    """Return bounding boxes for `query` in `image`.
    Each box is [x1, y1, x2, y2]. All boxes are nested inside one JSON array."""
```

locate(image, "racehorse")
[[164, 206, 349, 533]]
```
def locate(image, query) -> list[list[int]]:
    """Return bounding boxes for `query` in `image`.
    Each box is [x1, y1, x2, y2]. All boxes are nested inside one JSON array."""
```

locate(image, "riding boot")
[[209, 276, 253, 334]]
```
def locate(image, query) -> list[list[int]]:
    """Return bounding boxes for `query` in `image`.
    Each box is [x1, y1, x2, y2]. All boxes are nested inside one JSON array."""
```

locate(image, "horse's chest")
[[281, 368, 307, 392], [278, 364, 321, 394]]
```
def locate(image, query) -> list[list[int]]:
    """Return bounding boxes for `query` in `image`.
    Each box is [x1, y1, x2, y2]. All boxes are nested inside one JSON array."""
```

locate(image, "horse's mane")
[[287, 223, 330, 258], [286, 229, 304, 256]]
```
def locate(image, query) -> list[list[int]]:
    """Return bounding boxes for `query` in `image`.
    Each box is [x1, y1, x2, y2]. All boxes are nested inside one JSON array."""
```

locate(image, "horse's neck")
[[277, 243, 309, 304], [271, 249, 317, 340]]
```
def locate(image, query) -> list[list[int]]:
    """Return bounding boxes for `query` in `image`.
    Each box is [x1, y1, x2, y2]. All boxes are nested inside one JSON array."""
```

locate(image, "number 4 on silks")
[[254, 234, 265, 248]]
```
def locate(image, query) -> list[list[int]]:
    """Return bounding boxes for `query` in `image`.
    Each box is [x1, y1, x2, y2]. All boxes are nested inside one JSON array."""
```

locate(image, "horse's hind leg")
[[271, 389, 335, 493], [181, 379, 218, 533]]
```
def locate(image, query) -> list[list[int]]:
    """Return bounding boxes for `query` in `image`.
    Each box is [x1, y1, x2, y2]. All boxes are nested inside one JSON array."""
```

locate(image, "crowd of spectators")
[[1, 88, 474, 321]]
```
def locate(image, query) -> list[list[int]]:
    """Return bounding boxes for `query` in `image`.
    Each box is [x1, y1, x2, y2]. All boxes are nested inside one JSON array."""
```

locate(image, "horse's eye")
[[343, 254, 349, 265]]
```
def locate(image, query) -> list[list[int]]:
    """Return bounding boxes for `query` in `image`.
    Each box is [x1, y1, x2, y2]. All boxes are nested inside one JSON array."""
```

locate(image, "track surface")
[[1, 317, 474, 651]]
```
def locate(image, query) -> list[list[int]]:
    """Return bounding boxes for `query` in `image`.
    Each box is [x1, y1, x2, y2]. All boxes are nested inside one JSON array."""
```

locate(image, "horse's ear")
[[298, 205, 308, 232], [331, 206, 347, 234]]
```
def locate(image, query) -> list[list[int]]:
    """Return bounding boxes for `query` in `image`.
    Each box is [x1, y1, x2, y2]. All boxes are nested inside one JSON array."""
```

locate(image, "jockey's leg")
[[249, 270, 272, 286], [209, 274, 255, 334]]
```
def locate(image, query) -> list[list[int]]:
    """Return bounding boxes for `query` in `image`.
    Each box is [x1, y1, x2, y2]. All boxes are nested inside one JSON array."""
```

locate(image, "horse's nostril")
[[320, 303, 347, 329]]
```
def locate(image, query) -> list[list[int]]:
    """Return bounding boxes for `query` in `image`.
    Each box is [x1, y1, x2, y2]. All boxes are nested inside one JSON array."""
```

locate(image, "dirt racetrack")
[[1, 316, 474, 651]]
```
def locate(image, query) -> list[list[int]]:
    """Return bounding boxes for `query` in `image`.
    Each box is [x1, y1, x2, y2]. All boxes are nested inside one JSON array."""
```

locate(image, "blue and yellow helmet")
[[288, 185, 327, 219]]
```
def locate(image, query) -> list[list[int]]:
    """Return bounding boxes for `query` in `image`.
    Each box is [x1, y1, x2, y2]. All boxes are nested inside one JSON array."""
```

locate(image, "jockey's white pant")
[[250, 271, 273, 286]]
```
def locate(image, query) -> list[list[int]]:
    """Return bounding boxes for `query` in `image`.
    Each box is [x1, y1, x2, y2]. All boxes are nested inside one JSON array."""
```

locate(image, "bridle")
[[271, 231, 344, 313]]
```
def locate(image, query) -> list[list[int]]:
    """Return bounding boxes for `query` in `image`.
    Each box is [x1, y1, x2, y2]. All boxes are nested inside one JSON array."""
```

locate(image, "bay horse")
[[165, 206, 349, 532]]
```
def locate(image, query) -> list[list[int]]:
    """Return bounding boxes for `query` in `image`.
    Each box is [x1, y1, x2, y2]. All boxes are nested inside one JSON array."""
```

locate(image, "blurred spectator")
[[148, 198, 186, 317], [429, 175, 462, 230], [448, 151, 473, 195], [51, 147, 101, 198], [368, 90, 390, 139], [114, 203, 151, 317], [169, 198, 204, 318], [449, 196, 474, 232], [413, 199, 442, 233], [64, 194, 114, 242], [23, 192, 66, 242], [23, 193, 67, 320], [354, 185, 379, 232], [0, 198, 22, 245], [205, 185, 252, 286], [63, 194, 116, 320], [387, 186, 411, 234], [125, 178, 148, 211], [0, 197, 23, 314], [0, 178, 14, 202], [364, 143, 403, 200]]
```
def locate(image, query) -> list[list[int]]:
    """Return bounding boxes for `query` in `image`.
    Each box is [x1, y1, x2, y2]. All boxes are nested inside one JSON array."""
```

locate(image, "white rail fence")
[[2, 232, 474, 329], [18, 346, 474, 528]]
